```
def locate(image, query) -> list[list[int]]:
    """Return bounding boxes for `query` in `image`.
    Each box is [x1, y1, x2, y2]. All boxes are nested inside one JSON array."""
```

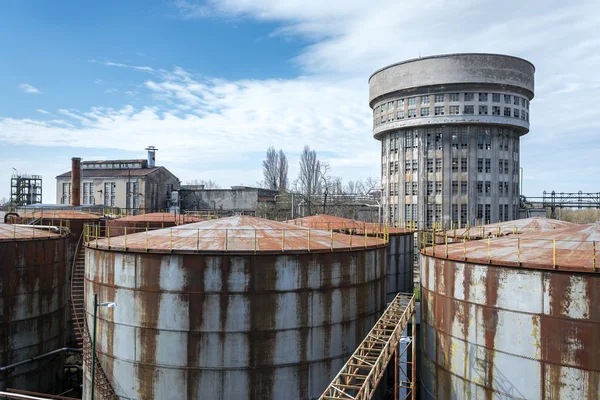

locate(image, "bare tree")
[[278, 150, 288, 192], [297, 145, 321, 215], [262, 147, 279, 190]]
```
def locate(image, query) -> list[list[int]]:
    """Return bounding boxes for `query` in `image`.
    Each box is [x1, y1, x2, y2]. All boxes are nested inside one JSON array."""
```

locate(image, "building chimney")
[[145, 146, 158, 168], [71, 157, 81, 206]]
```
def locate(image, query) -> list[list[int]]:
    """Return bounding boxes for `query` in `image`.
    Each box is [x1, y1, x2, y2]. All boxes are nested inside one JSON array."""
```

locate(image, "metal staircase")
[[319, 293, 416, 400], [70, 232, 119, 399]]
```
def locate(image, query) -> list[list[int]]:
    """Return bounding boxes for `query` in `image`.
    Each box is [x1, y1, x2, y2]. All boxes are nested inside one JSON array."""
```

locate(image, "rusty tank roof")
[[0, 223, 64, 240], [89, 215, 387, 253], [425, 222, 600, 272], [443, 217, 576, 239], [110, 212, 202, 224], [286, 214, 411, 235], [20, 210, 101, 220]]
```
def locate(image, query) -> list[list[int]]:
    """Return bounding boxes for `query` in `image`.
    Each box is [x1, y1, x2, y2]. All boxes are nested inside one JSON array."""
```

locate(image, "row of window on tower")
[[386, 158, 517, 175], [383, 127, 519, 154], [375, 92, 529, 114], [387, 180, 517, 197], [390, 203, 518, 225]]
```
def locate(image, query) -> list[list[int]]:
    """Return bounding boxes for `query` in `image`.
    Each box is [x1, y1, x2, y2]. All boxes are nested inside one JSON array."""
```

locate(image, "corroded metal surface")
[[106, 212, 203, 237], [286, 214, 412, 235], [0, 230, 68, 391], [289, 215, 414, 298], [83, 242, 387, 399], [442, 217, 576, 241], [0, 224, 62, 240], [426, 223, 600, 272], [420, 225, 600, 399], [89, 215, 387, 253]]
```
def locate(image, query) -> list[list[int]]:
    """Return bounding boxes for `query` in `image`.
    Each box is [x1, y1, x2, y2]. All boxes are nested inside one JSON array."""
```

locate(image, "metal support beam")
[[319, 293, 416, 400]]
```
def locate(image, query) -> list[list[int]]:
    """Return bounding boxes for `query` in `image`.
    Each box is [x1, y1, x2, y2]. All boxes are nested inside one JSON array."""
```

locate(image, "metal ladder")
[[70, 233, 119, 399]]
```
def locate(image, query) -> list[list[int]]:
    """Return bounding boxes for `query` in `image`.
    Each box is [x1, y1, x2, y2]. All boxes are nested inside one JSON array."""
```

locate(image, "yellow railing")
[[420, 232, 598, 272], [82, 224, 390, 253]]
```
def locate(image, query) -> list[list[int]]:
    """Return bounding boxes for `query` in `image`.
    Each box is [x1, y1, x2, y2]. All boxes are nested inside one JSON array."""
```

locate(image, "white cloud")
[[37, 109, 50, 115], [90, 60, 155, 73], [104, 88, 118, 94], [19, 83, 40, 94], [3, 0, 600, 200]]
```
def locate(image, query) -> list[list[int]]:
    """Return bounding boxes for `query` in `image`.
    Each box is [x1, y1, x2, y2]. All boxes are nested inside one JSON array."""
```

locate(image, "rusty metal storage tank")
[[420, 223, 600, 399], [439, 216, 575, 242], [0, 224, 68, 391], [287, 214, 414, 301], [105, 212, 203, 236], [84, 215, 387, 399]]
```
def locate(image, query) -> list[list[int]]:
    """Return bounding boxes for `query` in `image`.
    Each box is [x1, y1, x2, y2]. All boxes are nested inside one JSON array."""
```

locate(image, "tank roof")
[[20, 210, 101, 220], [425, 222, 600, 272], [90, 215, 386, 253], [0, 223, 63, 240], [369, 53, 535, 81], [286, 214, 412, 235], [111, 212, 202, 224], [445, 217, 576, 239]]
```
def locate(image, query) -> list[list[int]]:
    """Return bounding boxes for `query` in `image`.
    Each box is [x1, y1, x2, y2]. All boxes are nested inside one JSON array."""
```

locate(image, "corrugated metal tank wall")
[[84, 248, 386, 399], [386, 233, 414, 301], [0, 230, 68, 391], [420, 254, 600, 399]]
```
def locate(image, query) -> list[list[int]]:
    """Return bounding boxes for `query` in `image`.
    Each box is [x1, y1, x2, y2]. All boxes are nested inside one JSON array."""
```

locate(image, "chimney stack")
[[145, 146, 158, 168], [71, 157, 81, 207]]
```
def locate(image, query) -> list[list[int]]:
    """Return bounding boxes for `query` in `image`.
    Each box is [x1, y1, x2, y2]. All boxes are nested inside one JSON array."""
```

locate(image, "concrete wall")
[[369, 53, 535, 105], [180, 188, 273, 213]]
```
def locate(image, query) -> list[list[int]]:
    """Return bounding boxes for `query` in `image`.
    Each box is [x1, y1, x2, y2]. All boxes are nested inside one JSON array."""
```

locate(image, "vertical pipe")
[[445, 233, 448, 258], [72, 157, 81, 207], [411, 311, 416, 400], [91, 294, 98, 400], [394, 344, 399, 400]]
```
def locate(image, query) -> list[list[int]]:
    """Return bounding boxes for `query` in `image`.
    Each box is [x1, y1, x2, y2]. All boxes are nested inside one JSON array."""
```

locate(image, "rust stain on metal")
[[421, 238, 600, 400], [286, 214, 413, 235], [85, 225, 387, 399], [1, 228, 68, 391], [443, 217, 576, 240], [106, 213, 203, 237], [92, 215, 386, 253], [425, 223, 600, 273]]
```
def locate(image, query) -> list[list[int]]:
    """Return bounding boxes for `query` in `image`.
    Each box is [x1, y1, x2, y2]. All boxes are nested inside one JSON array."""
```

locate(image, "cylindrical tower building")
[[369, 53, 535, 228]]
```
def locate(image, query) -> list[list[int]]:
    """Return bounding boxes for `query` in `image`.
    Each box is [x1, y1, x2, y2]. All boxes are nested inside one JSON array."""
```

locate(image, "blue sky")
[[1, 0, 599, 202]]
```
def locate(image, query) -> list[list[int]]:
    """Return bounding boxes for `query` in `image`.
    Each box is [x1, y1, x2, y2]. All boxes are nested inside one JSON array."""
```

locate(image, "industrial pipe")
[[4, 212, 18, 223], [71, 157, 81, 207], [0, 347, 81, 372]]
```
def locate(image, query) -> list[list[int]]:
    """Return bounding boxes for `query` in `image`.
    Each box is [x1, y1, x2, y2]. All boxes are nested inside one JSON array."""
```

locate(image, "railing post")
[[308, 229, 311, 252], [350, 229, 353, 249], [553, 239, 557, 269], [254, 229, 257, 253], [445, 233, 448, 258], [463, 237, 467, 261], [487, 237, 491, 263], [593, 241, 597, 271], [107, 226, 110, 249], [432, 227, 435, 256], [197, 229, 200, 251], [282, 229, 285, 253], [124, 227, 127, 250], [364, 229, 367, 248], [170, 228, 173, 252], [145, 226, 149, 252], [330, 230, 333, 252], [225, 229, 228, 252], [517, 238, 521, 266]]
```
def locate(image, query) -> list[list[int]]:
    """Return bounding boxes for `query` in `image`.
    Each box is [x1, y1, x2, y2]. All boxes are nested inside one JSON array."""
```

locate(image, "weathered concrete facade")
[[369, 54, 535, 228], [178, 186, 278, 215]]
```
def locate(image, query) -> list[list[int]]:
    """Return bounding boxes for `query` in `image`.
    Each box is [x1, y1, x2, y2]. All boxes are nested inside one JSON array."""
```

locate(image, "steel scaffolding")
[[10, 174, 42, 206]]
